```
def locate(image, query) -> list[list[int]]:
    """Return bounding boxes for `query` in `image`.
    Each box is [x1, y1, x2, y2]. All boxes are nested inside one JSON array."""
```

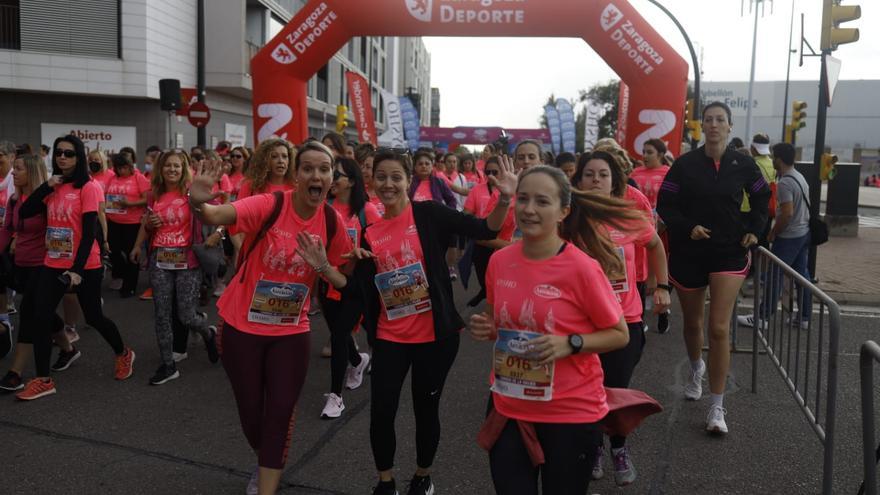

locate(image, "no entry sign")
[[188, 102, 211, 128]]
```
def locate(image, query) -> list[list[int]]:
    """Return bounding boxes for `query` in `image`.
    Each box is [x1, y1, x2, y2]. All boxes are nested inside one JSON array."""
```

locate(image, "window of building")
[[19, 0, 118, 57], [339, 64, 347, 106], [316, 63, 329, 102], [371, 46, 379, 83], [0, 0, 19, 50], [359, 37, 368, 72]]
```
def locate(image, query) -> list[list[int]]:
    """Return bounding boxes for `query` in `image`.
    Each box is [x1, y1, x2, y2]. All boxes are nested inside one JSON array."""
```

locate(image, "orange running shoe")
[[114, 347, 135, 380], [139, 288, 153, 300], [16, 378, 56, 401]]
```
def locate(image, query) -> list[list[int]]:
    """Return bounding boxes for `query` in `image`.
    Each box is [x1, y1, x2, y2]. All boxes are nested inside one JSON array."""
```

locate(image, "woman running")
[[130, 150, 219, 385], [575, 150, 671, 485], [17, 135, 135, 401], [188, 140, 352, 495], [105, 152, 150, 297], [470, 165, 635, 494], [657, 101, 770, 434], [354, 149, 517, 495]]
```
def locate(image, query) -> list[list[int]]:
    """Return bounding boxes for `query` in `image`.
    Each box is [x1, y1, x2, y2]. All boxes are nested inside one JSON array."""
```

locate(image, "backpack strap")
[[324, 202, 337, 244], [358, 207, 367, 230], [236, 190, 285, 283]]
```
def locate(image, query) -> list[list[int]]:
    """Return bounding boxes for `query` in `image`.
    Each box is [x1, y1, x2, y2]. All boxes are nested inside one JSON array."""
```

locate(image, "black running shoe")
[[149, 364, 180, 385], [51, 347, 82, 371], [657, 311, 670, 334], [372, 479, 399, 495], [406, 475, 434, 495], [0, 370, 23, 391], [204, 326, 219, 364]]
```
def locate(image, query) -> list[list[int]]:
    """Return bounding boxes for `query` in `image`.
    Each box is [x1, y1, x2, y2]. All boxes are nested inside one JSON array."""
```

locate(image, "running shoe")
[[345, 352, 371, 390], [204, 326, 220, 364], [706, 405, 728, 435], [51, 347, 81, 372], [657, 311, 670, 334], [591, 445, 605, 480], [448, 267, 458, 281], [612, 447, 637, 486], [212, 282, 226, 297], [16, 378, 56, 401], [246, 467, 258, 495], [406, 474, 434, 495], [114, 347, 135, 380], [371, 479, 399, 495], [149, 364, 179, 385], [0, 370, 23, 391], [683, 359, 706, 401], [736, 314, 768, 331], [65, 325, 80, 344], [173, 352, 189, 363], [139, 288, 153, 300], [109, 278, 123, 290], [0, 320, 11, 359], [321, 393, 345, 419]]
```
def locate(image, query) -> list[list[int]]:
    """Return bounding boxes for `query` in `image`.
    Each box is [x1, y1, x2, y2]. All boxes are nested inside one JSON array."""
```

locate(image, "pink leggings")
[[221, 324, 311, 469]]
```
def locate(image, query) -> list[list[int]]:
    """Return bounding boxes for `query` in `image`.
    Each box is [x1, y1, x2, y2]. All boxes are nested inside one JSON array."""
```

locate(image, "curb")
[[820, 291, 880, 308]]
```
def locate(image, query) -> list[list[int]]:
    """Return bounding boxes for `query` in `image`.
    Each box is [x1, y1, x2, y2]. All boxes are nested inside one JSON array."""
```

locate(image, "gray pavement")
[[3, 276, 880, 494]]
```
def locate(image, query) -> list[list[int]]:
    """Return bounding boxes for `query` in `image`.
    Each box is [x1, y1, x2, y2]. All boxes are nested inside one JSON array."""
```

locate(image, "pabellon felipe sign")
[[41, 123, 136, 153]]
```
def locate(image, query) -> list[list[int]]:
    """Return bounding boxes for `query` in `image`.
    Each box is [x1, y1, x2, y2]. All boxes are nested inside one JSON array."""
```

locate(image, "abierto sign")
[[41, 123, 136, 153]]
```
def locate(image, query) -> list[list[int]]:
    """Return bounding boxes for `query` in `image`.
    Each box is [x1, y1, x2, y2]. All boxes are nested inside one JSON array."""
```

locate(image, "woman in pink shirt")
[[470, 165, 635, 494], [188, 140, 352, 495], [105, 152, 150, 297], [237, 138, 297, 200], [227, 146, 250, 201]]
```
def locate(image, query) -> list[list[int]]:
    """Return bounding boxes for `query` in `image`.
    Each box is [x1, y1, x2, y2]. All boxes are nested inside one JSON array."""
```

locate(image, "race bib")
[[248, 279, 309, 326], [105, 194, 127, 214], [607, 246, 628, 294], [155, 247, 188, 270], [374, 261, 431, 320], [346, 227, 358, 249], [46, 227, 74, 259], [491, 329, 554, 401]]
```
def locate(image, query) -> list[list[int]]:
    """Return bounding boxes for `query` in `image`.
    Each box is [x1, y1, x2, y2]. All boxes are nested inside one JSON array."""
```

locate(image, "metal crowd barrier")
[[749, 247, 841, 495], [860, 340, 880, 495]]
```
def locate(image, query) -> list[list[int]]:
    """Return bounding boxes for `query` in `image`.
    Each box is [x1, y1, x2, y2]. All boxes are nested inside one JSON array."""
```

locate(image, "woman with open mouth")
[[188, 140, 353, 495]]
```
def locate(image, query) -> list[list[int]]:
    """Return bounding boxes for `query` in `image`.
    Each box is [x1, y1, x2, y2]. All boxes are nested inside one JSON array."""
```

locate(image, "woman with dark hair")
[[409, 150, 456, 209], [512, 139, 543, 172], [105, 152, 151, 297], [657, 101, 770, 435], [319, 156, 382, 419], [16, 135, 134, 401], [554, 151, 577, 180], [321, 132, 347, 158], [228, 146, 250, 201]]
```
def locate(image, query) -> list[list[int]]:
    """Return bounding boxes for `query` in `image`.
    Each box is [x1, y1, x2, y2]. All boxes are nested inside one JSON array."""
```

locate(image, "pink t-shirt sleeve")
[[221, 175, 233, 194], [136, 173, 151, 195], [578, 260, 623, 330], [231, 193, 276, 235], [81, 181, 102, 214]]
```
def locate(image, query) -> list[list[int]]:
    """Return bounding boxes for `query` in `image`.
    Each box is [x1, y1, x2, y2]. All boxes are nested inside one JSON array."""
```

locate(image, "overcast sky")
[[423, 0, 878, 128]]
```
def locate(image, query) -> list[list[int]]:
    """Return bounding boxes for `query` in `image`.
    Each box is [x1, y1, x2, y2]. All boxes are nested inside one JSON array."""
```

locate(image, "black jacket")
[[657, 146, 770, 252], [352, 200, 498, 343]]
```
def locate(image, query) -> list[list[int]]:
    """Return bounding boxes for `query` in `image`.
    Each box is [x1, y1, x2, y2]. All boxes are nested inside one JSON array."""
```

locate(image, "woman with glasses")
[[105, 152, 151, 297], [657, 101, 770, 435], [228, 146, 250, 201], [16, 135, 135, 401], [353, 149, 517, 495]]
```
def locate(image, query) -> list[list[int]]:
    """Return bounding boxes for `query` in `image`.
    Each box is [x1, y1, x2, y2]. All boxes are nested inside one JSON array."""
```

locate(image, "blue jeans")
[[760, 232, 812, 321]]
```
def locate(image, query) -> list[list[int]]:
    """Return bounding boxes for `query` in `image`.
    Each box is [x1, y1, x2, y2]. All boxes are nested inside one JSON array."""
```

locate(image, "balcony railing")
[[245, 40, 260, 75], [0, 4, 20, 50]]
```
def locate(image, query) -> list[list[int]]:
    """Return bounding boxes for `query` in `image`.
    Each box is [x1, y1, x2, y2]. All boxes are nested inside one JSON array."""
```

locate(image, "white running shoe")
[[213, 282, 226, 297], [172, 352, 188, 363], [736, 314, 768, 331], [706, 405, 728, 434], [345, 353, 371, 390], [683, 360, 706, 401], [246, 467, 258, 495], [321, 393, 345, 419]]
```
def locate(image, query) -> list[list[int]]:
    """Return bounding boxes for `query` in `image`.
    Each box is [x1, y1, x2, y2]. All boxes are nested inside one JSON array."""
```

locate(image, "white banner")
[[583, 100, 605, 151], [378, 88, 406, 148], [225, 123, 247, 147], [41, 123, 136, 154], [555, 98, 576, 153]]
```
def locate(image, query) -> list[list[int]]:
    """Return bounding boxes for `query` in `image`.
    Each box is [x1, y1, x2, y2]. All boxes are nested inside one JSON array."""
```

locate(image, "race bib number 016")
[[46, 227, 74, 259], [491, 329, 555, 401], [248, 280, 309, 325], [374, 262, 431, 320], [156, 247, 188, 270]]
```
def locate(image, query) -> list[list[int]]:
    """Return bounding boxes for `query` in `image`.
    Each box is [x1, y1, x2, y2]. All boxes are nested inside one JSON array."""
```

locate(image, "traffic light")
[[821, 0, 860, 51], [791, 100, 807, 131], [820, 153, 838, 181], [684, 99, 701, 142], [336, 105, 348, 133]]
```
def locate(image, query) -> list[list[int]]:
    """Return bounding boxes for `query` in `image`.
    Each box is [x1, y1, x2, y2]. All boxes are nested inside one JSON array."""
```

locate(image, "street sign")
[[188, 102, 211, 128]]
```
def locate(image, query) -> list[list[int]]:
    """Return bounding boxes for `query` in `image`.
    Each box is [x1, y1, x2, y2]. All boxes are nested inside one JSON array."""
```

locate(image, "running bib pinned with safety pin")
[[374, 262, 431, 320], [156, 247, 188, 270], [46, 227, 74, 259], [491, 329, 555, 401], [607, 246, 628, 295], [248, 280, 309, 325], [105, 194, 127, 214]]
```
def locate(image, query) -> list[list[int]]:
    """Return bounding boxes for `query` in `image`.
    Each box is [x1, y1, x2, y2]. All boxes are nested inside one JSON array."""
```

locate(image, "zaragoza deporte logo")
[[406, 0, 433, 22], [600, 4, 623, 31]]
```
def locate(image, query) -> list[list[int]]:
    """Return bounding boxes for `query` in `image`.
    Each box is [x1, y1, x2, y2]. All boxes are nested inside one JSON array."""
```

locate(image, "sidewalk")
[[815, 224, 880, 306], [821, 184, 880, 209]]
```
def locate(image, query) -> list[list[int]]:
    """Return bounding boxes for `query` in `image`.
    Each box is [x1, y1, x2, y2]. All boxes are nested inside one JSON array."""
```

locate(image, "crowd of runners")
[[0, 100, 772, 494]]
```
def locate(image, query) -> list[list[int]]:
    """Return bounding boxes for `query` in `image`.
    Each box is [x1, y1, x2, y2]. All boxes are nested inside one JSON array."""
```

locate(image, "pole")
[[808, 50, 829, 278], [781, 0, 796, 141], [196, 0, 206, 148], [745, 0, 760, 142], [645, 0, 701, 149]]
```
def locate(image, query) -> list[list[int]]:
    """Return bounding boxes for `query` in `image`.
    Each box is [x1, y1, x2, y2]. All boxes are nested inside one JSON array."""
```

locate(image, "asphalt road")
[[3, 275, 879, 494]]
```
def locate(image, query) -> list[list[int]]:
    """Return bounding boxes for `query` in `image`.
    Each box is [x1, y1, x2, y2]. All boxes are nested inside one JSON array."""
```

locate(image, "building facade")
[[0, 0, 432, 154]]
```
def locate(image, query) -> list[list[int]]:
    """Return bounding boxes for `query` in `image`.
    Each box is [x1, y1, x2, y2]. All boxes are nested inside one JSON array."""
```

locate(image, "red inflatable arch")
[[251, 0, 689, 158]]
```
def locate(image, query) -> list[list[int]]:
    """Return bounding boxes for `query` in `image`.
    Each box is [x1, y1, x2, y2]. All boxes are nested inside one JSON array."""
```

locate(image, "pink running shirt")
[[44, 181, 103, 270]]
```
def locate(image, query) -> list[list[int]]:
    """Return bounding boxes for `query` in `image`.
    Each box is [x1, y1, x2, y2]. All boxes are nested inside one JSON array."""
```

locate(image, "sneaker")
[[246, 467, 259, 495], [16, 378, 56, 401], [173, 352, 189, 363], [51, 347, 82, 371], [372, 479, 399, 495], [114, 347, 135, 380], [683, 359, 706, 400], [321, 393, 345, 419], [109, 278, 123, 290], [212, 282, 226, 297], [139, 288, 153, 300], [204, 326, 219, 364], [591, 445, 605, 480], [0, 370, 23, 391], [706, 405, 728, 435], [657, 311, 670, 334], [406, 474, 434, 495], [149, 363, 180, 385], [612, 447, 637, 486], [448, 267, 458, 281], [0, 320, 11, 359], [736, 314, 767, 331], [65, 325, 80, 344], [321, 343, 332, 358], [345, 352, 371, 390]]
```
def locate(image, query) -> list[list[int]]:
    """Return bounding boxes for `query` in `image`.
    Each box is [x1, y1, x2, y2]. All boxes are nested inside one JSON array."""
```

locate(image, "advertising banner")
[[543, 104, 562, 153], [399, 96, 421, 151], [225, 123, 248, 147], [583, 100, 604, 151], [345, 71, 378, 145], [378, 88, 406, 147], [41, 123, 136, 153], [555, 98, 576, 152]]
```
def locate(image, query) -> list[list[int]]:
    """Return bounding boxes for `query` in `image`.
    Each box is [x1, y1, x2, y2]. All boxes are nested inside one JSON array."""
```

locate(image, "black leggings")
[[14, 265, 64, 345], [599, 321, 646, 448], [107, 221, 141, 293], [370, 334, 459, 472], [320, 293, 363, 395], [488, 398, 602, 495], [33, 267, 125, 377]]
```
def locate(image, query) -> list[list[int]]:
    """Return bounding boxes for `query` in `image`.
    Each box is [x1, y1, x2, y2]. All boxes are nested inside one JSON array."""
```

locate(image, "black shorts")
[[448, 234, 467, 249], [669, 247, 750, 290]]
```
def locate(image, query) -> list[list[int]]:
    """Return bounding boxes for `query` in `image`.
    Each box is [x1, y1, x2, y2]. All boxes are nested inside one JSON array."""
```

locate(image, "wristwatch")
[[568, 334, 583, 355], [656, 283, 672, 292]]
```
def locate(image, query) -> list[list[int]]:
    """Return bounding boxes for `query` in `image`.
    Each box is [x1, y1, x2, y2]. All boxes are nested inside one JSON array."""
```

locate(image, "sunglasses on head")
[[54, 149, 77, 158]]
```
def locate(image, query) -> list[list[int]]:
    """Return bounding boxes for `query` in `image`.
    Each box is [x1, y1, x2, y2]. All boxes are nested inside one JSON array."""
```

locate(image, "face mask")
[[144, 164, 153, 174], [88, 161, 102, 173]]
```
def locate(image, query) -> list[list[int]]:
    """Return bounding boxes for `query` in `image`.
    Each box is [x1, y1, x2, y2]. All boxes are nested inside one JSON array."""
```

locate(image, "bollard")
[[825, 162, 862, 237]]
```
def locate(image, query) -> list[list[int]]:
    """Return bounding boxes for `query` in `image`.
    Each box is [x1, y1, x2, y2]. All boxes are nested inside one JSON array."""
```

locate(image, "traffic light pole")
[[808, 49, 830, 278]]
